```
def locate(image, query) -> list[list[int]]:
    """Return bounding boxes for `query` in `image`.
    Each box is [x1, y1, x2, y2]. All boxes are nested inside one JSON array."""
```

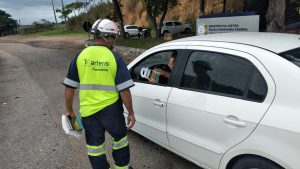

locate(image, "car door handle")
[[152, 99, 164, 107], [223, 116, 246, 127]]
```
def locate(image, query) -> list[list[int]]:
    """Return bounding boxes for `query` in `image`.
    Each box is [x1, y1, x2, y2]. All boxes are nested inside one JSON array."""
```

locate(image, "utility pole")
[[61, 0, 66, 22], [51, 0, 58, 24]]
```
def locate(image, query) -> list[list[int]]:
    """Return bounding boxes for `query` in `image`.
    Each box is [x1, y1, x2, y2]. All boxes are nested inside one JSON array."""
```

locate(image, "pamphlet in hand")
[[68, 115, 83, 131], [61, 114, 83, 138], [140, 67, 160, 83]]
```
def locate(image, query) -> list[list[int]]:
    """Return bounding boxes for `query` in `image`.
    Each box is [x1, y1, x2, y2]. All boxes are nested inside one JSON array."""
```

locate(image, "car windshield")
[[279, 47, 300, 67]]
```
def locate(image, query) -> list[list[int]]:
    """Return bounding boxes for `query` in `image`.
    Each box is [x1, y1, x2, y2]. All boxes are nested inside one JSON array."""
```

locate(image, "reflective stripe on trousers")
[[112, 136, 129, 150], [114, 164, 129, 169], [87, 144, 106, 156]]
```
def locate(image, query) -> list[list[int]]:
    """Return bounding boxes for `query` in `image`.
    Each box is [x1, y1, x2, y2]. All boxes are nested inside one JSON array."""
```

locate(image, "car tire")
[[163, 31, 169, 36], [125, 32, 130, 38], [232, 156, 283, 169]]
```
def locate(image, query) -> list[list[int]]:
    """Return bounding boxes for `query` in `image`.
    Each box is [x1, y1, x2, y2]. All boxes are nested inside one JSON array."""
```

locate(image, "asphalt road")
[[0, 40, 202, 169]]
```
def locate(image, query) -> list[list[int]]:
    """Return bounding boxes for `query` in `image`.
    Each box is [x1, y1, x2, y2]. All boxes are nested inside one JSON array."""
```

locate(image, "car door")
[[126, 26, 133, 36], [126, 49, 180, 147], [174, 21, 183, 34], [131, 26, 139, 36], [166, 46, 275, 169], [165, 22, 174, 34]]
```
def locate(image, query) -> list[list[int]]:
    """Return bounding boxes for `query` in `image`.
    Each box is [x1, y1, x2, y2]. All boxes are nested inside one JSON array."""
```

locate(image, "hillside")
[[120, 0, 244, 26]]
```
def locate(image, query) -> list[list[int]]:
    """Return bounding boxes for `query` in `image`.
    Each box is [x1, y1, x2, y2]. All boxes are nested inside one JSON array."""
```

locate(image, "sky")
[[0, 0, 107, 25]]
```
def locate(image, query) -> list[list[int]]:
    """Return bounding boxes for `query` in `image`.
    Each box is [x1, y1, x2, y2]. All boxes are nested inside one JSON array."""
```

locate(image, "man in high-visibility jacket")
[[63, 19, 135, 169]]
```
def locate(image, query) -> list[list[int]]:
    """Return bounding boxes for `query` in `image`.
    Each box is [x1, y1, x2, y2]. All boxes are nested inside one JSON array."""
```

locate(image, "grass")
[[23, 24, 195, 49], [115, 32, 196, 49], [30, 25, 86, 37], [116, 37, 166, 49]]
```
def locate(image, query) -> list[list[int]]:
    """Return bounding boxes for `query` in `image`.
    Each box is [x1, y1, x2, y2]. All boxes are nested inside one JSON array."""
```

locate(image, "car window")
[[246, 69, 268, 102], [181, 51, 254, 98], [280, 47, 300, 67], [131, 51, 176, 85], [166, 22, 173, 26], [174, 22, 181, 26], [126, 26, 138, 29]]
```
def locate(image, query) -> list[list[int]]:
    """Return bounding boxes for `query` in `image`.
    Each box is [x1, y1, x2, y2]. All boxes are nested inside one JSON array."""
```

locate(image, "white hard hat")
[[90, 19, 119, 37]]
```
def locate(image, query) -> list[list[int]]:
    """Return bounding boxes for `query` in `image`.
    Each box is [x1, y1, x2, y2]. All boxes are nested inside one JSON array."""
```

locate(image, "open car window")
[[131, 51, 176, 85]]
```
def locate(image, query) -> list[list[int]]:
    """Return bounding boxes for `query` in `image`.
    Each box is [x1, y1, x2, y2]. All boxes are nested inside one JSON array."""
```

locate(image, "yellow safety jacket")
[[76, 46, 119, 117]]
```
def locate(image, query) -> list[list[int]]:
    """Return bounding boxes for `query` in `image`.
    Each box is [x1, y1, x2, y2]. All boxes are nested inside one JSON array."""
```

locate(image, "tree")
[[244, 0, 269, 31], [199, 0, 205, 16], [142, 0, 178, 38], [266, 0, 286, 32], [158, 0, 178, 37], [55, 8, 72, 21], [112, 0, 126, 38], [65, 2, 85, 17], [0, 10, 17, 36], [223, 0, 227, 13]]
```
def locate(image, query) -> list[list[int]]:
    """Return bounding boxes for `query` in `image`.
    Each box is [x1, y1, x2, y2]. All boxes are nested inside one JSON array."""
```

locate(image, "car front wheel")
[[232, 156, 283, 169], [163, 31, 169, 36]]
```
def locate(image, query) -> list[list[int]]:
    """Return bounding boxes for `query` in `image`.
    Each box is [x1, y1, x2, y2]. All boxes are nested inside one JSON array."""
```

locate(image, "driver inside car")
[[149, 51, 177, 84]]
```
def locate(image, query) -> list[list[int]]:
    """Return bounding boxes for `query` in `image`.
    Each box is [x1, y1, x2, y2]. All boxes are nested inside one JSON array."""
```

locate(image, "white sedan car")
[[124, 32, 300, 169]]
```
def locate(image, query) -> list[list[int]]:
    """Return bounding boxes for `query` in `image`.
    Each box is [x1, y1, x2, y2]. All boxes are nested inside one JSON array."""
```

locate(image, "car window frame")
[[173, 49, 268, 103], [165, 22, 173, 26], [129, 49, 186, 87], [174, 22, 182, 26]]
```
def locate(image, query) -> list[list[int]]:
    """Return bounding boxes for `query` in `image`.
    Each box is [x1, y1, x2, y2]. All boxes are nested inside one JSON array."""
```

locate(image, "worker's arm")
[[120, 89, 135, 129], [65, 86, 75, 119]]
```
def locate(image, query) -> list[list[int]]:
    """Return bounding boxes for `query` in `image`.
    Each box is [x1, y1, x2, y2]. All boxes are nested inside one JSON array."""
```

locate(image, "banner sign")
[[196, 14, 260, 35]]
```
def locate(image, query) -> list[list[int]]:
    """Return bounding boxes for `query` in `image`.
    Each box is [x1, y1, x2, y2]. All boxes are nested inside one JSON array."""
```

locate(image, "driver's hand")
[[148, 78, 157, 84], [154, 68, 165, 76]]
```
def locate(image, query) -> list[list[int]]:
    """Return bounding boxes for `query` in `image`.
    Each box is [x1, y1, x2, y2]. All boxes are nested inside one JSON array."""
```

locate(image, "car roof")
[[172, 32, 300, 53]]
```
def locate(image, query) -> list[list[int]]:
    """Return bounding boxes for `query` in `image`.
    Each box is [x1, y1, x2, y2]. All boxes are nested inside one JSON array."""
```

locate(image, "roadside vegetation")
[[116, 37, 165, 49], [30, 24, 86, 37], [0, 10, 18, 36]]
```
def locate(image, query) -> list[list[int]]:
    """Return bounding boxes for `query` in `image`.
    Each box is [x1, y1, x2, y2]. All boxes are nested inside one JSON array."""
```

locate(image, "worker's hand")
[[65, 111, 75, 124], [65, 111, 75, 118], [127, 113, 135, 129]]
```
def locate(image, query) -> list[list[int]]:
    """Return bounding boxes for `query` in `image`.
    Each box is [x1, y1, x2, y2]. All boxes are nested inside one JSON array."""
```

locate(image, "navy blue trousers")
[[82, 100, 130, 169]]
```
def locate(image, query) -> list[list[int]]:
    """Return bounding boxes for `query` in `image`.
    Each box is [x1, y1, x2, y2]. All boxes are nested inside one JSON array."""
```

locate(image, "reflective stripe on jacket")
[[76, 46, 119, 117]]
